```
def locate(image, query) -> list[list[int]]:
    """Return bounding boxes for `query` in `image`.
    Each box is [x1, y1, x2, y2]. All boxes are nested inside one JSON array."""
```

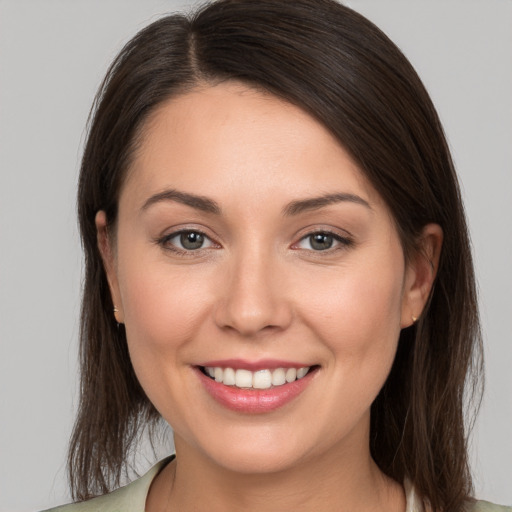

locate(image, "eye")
[[160, 230, 216, 252], [295, 231, 352, 251]]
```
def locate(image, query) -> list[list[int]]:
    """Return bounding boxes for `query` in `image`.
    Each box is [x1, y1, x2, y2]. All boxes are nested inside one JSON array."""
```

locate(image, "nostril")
[[213, 297, 293, 337]]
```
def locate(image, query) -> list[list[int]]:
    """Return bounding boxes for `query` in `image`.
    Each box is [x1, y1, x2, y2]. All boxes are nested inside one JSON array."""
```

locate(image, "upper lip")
[[197, 358, 313, 371]]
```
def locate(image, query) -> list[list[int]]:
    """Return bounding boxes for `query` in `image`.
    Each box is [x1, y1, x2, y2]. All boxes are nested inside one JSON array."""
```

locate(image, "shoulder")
[[41, 457, 173, 512], [468, 501, 512, 512], [42, 487, 132, 512], [406, 480, 511, 512]]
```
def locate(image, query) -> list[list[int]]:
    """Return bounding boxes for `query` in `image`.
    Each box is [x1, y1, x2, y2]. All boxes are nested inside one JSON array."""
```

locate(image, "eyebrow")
[[141, 189, 221, 215], [141, 189, 371, 217], [283, 193, 372, 216]]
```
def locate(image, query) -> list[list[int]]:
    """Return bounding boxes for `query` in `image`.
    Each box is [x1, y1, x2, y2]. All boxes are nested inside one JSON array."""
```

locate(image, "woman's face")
[[98, 82, 430, 474]]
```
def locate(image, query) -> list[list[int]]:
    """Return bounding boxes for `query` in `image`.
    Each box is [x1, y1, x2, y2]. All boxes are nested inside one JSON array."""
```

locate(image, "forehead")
[[121, 82, 381, 212]]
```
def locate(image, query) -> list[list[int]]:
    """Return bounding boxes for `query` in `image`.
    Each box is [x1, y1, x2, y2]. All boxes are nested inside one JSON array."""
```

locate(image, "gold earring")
[[113, 306, 119, 313], [412, 315, 418, 323]]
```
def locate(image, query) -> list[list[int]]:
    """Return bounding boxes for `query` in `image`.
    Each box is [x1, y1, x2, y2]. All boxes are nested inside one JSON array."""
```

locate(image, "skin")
[[97, 82, 442, 512]]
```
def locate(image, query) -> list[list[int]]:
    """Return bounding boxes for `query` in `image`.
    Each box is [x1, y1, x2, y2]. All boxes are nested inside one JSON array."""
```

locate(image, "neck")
[[147, 431, 405, 512]]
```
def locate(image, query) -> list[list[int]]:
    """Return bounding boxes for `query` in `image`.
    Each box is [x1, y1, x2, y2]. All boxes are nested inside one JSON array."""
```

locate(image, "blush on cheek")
[[309, 267, 402, 348], [122, 272, 205, 353]]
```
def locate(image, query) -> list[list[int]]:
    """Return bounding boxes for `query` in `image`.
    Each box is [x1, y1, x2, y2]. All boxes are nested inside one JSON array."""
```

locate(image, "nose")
[[213, 246, 293, 337]]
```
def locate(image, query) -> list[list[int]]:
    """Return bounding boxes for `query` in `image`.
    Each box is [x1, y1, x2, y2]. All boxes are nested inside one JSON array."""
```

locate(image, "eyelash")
[[156, 229, 217, 256], [156, 228, 354, 255], [293, 230, 354, 253]]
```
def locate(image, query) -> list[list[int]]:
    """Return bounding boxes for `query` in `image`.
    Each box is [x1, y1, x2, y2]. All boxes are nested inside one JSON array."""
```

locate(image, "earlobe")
[[95, 211, 124, 324], [401, 223, 443, 329]]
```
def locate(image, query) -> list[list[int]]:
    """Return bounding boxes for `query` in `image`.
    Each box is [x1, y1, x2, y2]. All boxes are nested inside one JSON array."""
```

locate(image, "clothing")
[[44, 456, 511, 512]]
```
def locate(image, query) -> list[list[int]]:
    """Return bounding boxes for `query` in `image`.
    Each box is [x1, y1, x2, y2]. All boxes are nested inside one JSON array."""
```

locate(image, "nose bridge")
[[214, 238, 291, 336]]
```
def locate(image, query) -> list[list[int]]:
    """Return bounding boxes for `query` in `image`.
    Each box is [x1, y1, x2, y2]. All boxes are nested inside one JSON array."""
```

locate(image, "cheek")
[[116, 244, 213, 367], [301, 251, 405, 370], [115, 255, 217, 422], [298, 260, 405, 432]]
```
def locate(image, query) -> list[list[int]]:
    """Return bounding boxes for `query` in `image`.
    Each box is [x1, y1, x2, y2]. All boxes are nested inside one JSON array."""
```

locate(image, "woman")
[[44, 1, 509, 511]]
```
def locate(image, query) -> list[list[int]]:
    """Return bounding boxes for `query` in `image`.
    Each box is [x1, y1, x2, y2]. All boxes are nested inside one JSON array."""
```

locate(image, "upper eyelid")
[[159, 225, 217, 241], [296, 231, 351, 244], [302, 229, 349, 238], [162, 227, 209, 239], [293, 225, 354, 242], [162, 229, 216, 244], [155, 230, 219, 258], [155, 228, 215, 250], [156, 226, 354, 248], [291, 228, 355, 251]]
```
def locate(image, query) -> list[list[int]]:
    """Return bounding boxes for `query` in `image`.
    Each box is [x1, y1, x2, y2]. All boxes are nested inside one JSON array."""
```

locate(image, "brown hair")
[[71, 1, 483, 510]]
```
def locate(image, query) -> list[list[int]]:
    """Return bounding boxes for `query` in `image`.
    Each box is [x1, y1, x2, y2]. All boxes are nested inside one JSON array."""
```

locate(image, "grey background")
[[0, 1, 510, 510]]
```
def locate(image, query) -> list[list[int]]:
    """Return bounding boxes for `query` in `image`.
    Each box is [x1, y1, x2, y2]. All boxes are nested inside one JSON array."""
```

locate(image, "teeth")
[[223, 367, 236, 386], [271, 368, 286, 386], [285, 368, 297, 383], [296, 367, 308, 379], [235, 369, 253, 388], [204, 366, 311, 389], [253, 370, 272, 389]]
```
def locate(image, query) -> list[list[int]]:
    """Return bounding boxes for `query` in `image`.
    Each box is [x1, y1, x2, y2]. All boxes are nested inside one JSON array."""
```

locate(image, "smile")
[[202, 366, 311, 389], [196, 363, 319, 413]]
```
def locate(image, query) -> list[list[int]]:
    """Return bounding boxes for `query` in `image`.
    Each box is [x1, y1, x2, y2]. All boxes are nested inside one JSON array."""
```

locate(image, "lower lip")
[[196, 367, 317, 414]]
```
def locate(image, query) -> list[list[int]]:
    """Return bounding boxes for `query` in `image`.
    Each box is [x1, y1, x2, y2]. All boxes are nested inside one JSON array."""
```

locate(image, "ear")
[[401, 223, 443, 328], [95, 211, 124, 324]]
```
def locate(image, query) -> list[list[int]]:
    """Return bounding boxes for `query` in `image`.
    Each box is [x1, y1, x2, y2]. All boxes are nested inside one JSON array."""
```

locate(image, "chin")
[[206, 445, 308, 476], [177, 419, 340, 477]]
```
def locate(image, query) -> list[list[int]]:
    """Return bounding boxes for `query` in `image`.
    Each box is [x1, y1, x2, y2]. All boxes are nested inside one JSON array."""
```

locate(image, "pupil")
[[311, 233, 333, 250], [180, 232, 204, 250]]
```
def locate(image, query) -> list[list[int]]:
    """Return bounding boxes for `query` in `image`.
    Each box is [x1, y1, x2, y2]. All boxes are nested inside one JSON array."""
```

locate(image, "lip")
[[195, 364, 318, 414], [198, 358, 308, 371]]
